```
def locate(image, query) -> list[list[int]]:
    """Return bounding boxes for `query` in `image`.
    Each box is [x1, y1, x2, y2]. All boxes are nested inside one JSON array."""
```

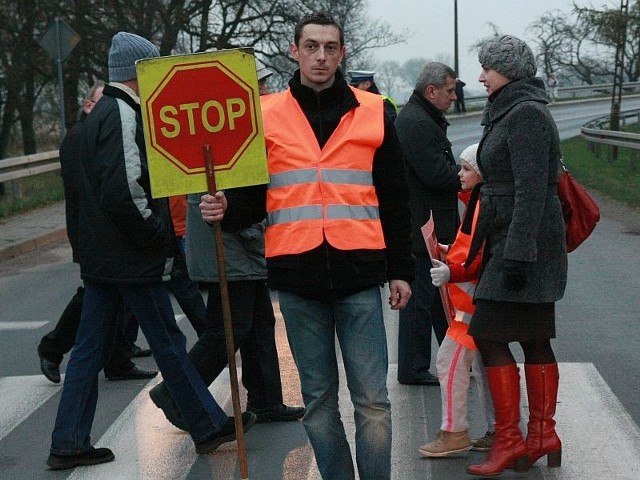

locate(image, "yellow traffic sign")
[[137, 48, 268, 198]]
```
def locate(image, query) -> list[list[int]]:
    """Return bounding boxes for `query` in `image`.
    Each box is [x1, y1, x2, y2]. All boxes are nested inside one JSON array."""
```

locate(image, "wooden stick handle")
[[203, 144, 249, 479]]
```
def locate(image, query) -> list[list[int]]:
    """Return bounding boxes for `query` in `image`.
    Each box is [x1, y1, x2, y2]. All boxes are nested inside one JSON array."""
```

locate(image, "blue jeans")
[[50, 281, 227, 455], [278, 287, 391, 480]]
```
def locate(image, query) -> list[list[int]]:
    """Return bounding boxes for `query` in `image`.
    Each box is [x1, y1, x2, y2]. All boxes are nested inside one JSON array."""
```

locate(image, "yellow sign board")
[[137, 48, 268, 198]]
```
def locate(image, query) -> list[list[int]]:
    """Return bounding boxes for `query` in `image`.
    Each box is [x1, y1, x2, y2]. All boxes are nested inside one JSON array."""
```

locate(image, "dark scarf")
[[288, 69, 358, 148]]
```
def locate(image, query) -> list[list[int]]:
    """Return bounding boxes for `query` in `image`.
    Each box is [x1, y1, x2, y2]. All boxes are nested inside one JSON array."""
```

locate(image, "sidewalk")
[[0, 201, 67, 261]]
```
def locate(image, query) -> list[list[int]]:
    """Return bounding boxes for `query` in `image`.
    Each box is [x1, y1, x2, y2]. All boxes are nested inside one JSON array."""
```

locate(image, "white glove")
[[430, 259, 451, 287]]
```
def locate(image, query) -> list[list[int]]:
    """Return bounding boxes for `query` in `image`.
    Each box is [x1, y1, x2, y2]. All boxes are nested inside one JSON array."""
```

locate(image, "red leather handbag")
[[557, 162, 600, 252]]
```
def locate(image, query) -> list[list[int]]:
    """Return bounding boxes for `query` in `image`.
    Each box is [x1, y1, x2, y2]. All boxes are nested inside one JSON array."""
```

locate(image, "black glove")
[[503, 259, 530, 292]]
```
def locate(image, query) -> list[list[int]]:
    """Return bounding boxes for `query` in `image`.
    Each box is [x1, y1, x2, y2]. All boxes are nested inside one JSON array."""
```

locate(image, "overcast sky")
[[366, 0, 620, 95]]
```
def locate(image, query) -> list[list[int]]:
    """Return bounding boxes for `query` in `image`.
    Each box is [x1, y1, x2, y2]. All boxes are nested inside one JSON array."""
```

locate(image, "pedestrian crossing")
[[1, 363, 639, 479], [0, 375, 60, 442], [0, 321, 48, 330]]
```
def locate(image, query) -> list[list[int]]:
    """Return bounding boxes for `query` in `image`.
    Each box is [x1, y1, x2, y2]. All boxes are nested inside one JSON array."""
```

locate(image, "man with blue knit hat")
[[47, 32, 255, 471], [348, 69, 398, 122]]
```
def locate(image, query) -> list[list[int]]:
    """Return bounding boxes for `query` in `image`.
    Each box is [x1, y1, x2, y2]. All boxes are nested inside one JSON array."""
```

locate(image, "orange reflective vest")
[[445, 193, 482, 350], [261, 87, 386, 258]]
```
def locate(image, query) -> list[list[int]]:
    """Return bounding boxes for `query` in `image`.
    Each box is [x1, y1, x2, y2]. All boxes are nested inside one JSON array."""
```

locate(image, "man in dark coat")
[[37, 82, 157, 384], [395, 61, 461, 385]]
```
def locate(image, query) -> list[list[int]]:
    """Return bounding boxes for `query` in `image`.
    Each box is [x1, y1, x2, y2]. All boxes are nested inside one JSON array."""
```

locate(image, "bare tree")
[[529, 2, 640, 85], [399, 57, 429, 89], [374, 60, 405, 101], [0, 0, 405, 156]]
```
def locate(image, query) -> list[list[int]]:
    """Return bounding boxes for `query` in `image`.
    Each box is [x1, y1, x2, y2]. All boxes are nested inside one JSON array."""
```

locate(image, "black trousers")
[[38, 286, 134, 376], [187, 280, 284, 407], [397, 254, 448, 382]]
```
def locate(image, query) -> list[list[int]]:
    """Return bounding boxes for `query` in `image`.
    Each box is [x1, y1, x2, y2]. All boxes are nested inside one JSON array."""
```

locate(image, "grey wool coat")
[[468, 77, 567, 303]]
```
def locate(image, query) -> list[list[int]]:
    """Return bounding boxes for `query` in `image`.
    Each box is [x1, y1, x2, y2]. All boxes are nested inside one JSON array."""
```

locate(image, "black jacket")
[[77, 83, 175, 284], [59, 113, 87, 263], [395, 91, 461, 251], [222, 70, 415, 300]]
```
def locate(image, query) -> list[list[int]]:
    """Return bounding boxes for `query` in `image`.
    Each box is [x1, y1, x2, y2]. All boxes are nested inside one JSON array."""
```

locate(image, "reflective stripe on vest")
[[261, 87, 385, 257], [382, 94, 398, 113], [445, 199, 481, 350]]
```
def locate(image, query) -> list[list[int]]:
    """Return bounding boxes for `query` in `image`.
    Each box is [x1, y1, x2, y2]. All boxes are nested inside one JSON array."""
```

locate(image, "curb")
[[0, 228, 67, 262]]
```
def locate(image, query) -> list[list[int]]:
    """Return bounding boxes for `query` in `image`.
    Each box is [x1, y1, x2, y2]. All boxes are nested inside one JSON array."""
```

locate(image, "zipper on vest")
[[323, 240, 335, 290]]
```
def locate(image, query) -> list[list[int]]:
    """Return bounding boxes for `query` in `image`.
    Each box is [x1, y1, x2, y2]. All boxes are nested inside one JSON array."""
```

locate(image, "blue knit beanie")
[[108, 32, 159, 82]]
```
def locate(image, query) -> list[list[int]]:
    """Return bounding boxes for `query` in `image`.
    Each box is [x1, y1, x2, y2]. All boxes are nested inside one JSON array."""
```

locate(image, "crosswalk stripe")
[[302, 363, 640, 480], [2, 363, 639, 478], [0, 321, 48, 330], [0, 376, 60, 441], [534, 363, 640, 479], [66, 370, 235, 480], [0, 314, 187, 333]]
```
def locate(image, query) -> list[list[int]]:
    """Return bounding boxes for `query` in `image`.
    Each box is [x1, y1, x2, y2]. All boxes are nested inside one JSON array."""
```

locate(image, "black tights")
[[475, 338, 556, 367]]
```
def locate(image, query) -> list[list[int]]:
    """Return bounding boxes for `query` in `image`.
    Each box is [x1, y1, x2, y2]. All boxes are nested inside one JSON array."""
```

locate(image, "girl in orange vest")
[[418, 143, 495, 458]]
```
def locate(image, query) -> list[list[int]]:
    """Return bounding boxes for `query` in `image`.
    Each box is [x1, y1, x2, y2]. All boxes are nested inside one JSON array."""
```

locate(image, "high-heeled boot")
[[525, 363, 562, 467], [467, 364, 529, 476]]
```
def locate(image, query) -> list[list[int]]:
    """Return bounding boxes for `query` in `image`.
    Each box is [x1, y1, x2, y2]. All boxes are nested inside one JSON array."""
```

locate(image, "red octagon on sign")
[[146, 61, 258, 174]]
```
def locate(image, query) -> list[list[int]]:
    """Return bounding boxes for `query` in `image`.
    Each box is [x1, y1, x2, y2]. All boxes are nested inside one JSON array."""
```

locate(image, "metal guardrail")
[[0, 150, 60, 183], [580, 108, 640, 152], [560, 81, 640, 97], [462, 81, 640, 108]]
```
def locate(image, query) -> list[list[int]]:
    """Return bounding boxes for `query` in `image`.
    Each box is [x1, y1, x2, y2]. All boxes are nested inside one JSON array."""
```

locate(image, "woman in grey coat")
[[465, 35, 567, 477]]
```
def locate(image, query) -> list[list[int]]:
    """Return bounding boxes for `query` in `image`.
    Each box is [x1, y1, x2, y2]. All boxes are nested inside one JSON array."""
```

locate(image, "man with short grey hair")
[[395, 61, 462, 386]]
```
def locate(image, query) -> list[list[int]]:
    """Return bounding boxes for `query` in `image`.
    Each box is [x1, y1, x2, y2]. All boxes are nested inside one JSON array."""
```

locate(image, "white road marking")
[[2, 363, 639, 478], [0, 376, 60, 441], [0, 321, 48, 330], [67, 371, 234, 480], [528, 363, 640, 480]]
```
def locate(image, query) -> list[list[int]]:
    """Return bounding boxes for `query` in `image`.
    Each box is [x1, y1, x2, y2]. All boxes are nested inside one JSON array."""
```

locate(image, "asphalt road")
[[447, 95, 640, 156], [1, 96, 640, 478]]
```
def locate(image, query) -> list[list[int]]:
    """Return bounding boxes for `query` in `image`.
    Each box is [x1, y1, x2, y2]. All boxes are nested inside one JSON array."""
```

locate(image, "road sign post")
[[37, 17, 80, 138]]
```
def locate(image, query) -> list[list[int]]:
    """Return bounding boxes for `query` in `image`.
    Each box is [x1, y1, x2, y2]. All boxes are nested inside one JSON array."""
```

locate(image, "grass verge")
[[561, 126, 640, 212], [0, 171, 64, 218]]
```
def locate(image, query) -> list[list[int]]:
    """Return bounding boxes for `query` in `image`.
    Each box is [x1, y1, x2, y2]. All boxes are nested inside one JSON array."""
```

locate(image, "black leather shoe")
[[39, 355, 61, 384], [149, 382, 188, 431], [106, 365, 158, 381], [399, 371, 440, 386], [47, 447, 114, 470], [131, 344, 152, 358], [247, 403, 305, 423], [195, 412, 257, 454]]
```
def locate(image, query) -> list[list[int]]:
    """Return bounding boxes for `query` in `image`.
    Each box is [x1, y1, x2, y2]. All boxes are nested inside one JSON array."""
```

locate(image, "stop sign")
[[145, 61, 259, 174]]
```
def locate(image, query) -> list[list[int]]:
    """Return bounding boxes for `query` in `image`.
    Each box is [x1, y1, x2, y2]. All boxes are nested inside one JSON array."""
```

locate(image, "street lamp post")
[[454, 0, 459, 75]]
